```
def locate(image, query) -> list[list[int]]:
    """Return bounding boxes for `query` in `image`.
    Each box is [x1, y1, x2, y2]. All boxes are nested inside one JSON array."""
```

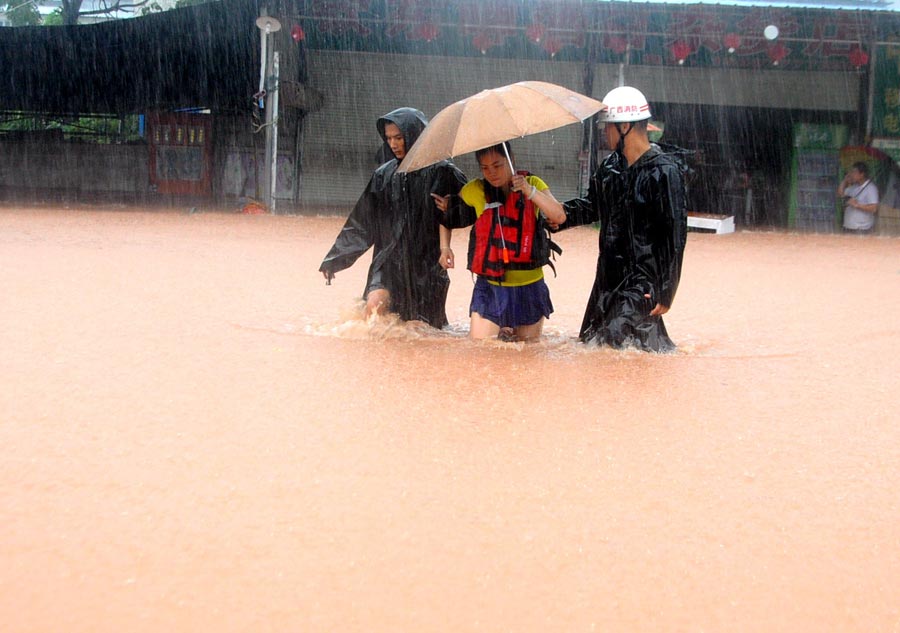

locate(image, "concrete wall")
[[300, 51, 591, 209], [298, 50, 862, 210], [0, 49, 863, 213], [610, 63, 859, 111], [0, 140, 149, 195]]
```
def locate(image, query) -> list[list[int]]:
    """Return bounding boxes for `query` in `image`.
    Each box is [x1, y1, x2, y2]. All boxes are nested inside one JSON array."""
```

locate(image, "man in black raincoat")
[[319, 108, 467, 328], [558, 86, 687, 352]]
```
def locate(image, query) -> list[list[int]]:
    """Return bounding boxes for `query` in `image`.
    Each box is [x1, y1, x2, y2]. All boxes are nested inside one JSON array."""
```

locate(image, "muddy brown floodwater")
[[1, 206, 899, 632]]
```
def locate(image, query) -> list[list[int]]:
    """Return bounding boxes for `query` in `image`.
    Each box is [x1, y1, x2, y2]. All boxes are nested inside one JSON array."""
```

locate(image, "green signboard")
[[872, 43, 900, 139], [871, 137, 900, 163], [792, 123, 848, 150]]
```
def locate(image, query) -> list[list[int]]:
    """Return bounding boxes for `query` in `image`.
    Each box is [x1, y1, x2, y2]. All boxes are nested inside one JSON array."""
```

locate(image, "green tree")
[[43, 8, 63, 24], [5, 0, 43, 25], [57, 0, 157, 25]]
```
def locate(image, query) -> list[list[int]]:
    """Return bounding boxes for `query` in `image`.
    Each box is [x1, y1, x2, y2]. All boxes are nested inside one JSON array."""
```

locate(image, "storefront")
[[2, 0, 898, 228], [287, 0, 898, 227]]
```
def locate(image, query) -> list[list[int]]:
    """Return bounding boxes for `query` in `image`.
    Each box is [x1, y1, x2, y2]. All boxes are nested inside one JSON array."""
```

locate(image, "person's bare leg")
[[469, 312, 501, 340], [513, 318, 545, 342], [364, 288, 391, 319]]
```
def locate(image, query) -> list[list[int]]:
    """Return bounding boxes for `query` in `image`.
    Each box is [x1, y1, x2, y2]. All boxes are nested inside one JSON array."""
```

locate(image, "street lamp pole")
[[256, 14, 282, 212], [270, 51, 280, 213]]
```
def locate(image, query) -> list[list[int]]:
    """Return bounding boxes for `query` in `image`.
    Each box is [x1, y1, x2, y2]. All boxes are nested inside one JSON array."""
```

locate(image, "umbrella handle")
[[501, 143, 515, 176]]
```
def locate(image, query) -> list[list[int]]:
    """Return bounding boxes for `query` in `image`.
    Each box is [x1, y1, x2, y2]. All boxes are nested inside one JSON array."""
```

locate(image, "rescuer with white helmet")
[[601, 85, 652, 123], [549, 85, 690, 352], [600, 85, 653, 157]]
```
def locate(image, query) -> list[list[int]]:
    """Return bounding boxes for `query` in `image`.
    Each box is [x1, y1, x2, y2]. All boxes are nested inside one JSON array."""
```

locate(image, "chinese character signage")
[[872, 43, 900, 140], [295, 0, 882, 70]]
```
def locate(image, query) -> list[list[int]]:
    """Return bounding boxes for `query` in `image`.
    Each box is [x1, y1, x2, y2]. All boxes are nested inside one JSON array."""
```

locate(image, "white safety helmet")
[[601, 86, 652, 123]]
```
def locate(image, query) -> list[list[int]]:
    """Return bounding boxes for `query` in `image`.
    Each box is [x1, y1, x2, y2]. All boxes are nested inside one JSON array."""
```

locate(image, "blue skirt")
[[469, 276, 554, 328]]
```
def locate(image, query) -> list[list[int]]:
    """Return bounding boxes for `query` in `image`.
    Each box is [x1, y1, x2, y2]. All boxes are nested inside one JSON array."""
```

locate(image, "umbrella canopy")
[[397, 81, 606, 173]]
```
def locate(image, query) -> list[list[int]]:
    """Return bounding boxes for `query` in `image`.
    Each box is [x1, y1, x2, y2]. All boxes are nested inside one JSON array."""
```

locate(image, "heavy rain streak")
[[2, 1, 900, 632]]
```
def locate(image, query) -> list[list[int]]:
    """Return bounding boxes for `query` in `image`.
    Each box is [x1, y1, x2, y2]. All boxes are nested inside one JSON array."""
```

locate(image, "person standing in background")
[[838, 161, 879, 234]]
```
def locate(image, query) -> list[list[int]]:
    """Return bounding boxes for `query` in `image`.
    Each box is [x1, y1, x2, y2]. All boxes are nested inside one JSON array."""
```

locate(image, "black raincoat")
[[319, 108, 467, 328], [561, 143, 688, 352]]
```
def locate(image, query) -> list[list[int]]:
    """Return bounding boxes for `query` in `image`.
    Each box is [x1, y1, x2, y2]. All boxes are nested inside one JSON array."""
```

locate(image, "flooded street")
[[2, 206, 899, 632]]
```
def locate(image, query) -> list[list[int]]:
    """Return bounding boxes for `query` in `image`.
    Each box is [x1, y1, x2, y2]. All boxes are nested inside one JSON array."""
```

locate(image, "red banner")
[[531, 1, 585, 49], [385, 0, 439, 40], [732, 10, 801, 56], [803, 14, 872, 58], [305, 0, 373, 37], [593, 8, 649, 53], [457, 0, 520, 37], [457, 0, 521, 53], [666, 11, 728, 55]]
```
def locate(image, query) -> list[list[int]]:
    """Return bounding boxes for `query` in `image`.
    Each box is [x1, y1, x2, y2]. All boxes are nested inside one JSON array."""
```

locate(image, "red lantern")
[[849, 46, 869, 68], [413, 23, 439, 42], [526, 23, 545, 44], [542, 37, 562, 58], [671, 40, 691, 65], [291, 25, 305, 43], [768, 42, 788, 65], [606, 35, 628, 55], [472, 33, 495, 55], [723, 33, 740, 54]]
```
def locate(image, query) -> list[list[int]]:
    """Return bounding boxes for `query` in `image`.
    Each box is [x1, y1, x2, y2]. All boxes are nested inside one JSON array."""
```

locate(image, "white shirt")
[[843, 179, 878, 230]]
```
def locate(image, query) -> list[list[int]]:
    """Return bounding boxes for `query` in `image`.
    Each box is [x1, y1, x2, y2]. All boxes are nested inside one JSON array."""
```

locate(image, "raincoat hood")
[[377, 108, 429, 160], [320, 109, 467, 328]]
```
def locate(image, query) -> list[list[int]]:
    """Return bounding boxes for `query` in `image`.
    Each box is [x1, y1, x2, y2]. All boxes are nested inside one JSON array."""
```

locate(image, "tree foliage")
[[3, 0, 205, 26], [5, 1, 42, 25], [1, 113, 143, 144], [58, 0, 154, 25]]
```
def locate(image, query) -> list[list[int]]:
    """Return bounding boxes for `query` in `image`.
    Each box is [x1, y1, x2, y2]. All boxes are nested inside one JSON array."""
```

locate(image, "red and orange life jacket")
[[468, 178, 560, 281]]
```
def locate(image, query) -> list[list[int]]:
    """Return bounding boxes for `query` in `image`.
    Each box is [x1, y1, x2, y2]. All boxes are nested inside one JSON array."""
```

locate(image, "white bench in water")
[[687, 213, 735, 234]]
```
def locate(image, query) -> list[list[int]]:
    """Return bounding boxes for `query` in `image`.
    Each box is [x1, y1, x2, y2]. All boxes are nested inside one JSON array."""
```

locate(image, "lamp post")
[[256, 14, 281, 213]]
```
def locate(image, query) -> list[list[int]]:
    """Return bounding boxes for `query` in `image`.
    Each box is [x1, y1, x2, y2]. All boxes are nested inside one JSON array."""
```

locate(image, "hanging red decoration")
[[606, 35, 628, 55], [291, 25, 305, 43], [671, 40, 691, 65], [849, 46, 870, 68], [526, 23, 545, 44], [723, 33, 740, 54], [472, 33, 496, 55], [542, 37, 562, 58], [413, 23, 440, 42], [767, 42, 788, 65]]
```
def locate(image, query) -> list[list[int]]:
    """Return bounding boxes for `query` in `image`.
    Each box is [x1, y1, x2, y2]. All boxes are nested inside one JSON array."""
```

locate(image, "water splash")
[[230, 308, 705, 362]]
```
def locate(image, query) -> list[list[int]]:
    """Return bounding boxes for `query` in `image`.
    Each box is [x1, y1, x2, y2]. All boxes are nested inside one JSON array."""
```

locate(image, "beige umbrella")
[[397, 81, 606, 173]]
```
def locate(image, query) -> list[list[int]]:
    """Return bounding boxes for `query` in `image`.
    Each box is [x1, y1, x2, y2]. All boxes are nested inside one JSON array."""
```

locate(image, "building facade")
[[279, 0, 900, 228], [3, 0, 900, 230]]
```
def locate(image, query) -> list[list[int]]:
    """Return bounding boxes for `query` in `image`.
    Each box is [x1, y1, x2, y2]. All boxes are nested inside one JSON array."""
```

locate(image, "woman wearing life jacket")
[[432, 142, 566, 341]]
